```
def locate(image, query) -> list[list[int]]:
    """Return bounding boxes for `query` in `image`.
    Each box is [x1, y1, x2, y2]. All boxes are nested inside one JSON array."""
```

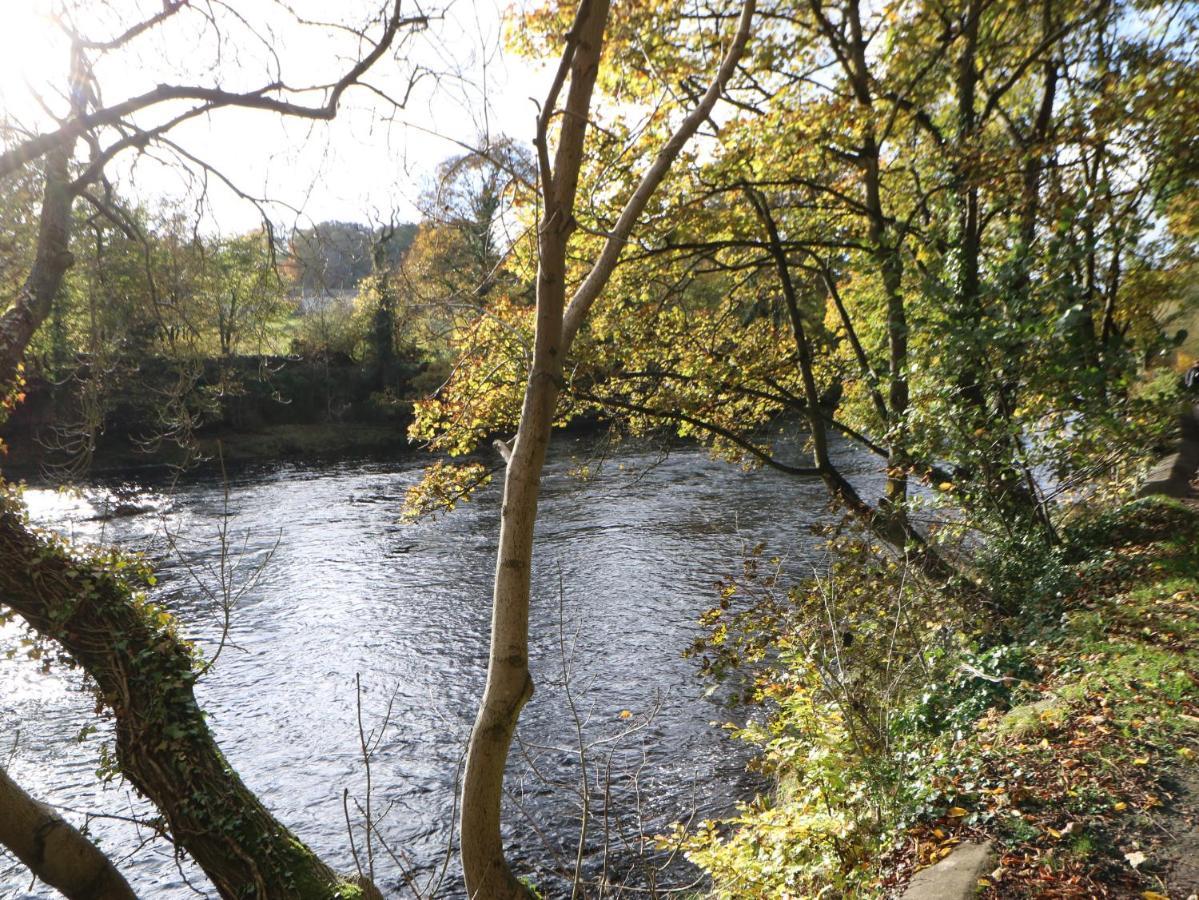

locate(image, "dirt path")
[[1152, 770, 1199, 899]]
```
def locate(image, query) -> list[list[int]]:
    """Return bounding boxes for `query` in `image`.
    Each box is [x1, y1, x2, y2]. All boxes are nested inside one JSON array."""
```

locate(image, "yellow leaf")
[[947, 807, 969, 817], [938, 482, 954, 491], [1113, 801, 1128, 812], [1047, 827, 1062, 839], [1133, 756, 1149, 766], [619, 710, 632, 719], [1142, 892, 1169, 900]]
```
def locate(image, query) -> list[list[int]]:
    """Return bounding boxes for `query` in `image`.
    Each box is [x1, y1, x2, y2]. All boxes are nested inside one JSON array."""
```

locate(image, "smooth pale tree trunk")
[[459, 4, 612, 896], [460, 2, 756, 896], [0, 767, 138, 900]]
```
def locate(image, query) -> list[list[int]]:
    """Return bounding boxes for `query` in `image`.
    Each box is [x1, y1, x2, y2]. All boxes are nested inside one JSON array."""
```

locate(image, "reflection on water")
[[1, 436, 878, 898]]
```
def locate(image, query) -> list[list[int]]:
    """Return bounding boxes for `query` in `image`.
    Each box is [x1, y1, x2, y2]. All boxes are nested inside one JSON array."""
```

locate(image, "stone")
[[1139, 405, 1199, 499], [901, 841, 996, 900]]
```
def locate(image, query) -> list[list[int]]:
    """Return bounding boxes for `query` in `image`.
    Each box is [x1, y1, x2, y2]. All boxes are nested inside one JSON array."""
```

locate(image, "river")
[[0, 435, 879, 898]]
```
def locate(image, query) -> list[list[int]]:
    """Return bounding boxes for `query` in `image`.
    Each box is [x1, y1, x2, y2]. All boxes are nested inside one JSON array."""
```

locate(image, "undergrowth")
[[675, 497, 1199, 898]]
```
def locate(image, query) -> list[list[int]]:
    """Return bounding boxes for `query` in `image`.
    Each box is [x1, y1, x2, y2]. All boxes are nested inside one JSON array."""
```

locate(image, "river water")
[[0, 435, 878, 898]]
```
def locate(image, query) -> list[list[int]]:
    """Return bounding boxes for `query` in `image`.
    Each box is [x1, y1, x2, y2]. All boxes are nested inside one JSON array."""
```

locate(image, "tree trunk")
[[0, 128, 377, 899], [836, 1, 911, 510], [750, 190, 962, 587], [460, 0, 756, 893], [0, 148, 74, 394], [0, 766, 138, 900], [459, 2, 611, 896], [0, 504, 365, 899]]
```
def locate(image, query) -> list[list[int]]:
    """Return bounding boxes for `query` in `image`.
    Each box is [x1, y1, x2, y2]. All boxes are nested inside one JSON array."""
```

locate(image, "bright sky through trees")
[[0, 0, 547, 233]]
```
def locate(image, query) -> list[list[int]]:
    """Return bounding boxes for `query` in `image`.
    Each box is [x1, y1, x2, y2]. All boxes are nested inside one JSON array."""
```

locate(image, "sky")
[[0, 0, 550, 233]]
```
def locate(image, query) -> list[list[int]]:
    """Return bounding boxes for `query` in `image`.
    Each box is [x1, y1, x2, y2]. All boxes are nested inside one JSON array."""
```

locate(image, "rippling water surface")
[[1, 436, 877, 898]]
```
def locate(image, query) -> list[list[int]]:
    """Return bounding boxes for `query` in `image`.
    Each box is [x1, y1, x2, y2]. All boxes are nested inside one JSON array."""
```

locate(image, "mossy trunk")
[[0, 500, 367, 899]]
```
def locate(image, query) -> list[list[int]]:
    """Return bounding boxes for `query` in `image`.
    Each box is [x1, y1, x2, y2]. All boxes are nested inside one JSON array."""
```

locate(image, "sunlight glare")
[[0, 1, 69, 126]]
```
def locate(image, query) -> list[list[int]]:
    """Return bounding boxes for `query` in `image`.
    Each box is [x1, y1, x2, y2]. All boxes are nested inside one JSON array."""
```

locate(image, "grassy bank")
[[678, 497, 1199, 898]]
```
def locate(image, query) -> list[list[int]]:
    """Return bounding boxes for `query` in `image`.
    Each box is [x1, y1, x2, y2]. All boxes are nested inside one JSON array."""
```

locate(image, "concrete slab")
[[900, 841, 995, 900]]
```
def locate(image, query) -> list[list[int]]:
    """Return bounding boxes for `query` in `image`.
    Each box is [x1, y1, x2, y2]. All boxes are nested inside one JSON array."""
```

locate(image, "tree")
[[286, 221, 416, 297], [458, 0, 756, 895], [0, 3, 428, 895], [208, 231, 290, 358], [0, 765, 136, 900], [361, 215, 410, 387], [413, 0, 1199, 592], [413, 138, 535, 301]]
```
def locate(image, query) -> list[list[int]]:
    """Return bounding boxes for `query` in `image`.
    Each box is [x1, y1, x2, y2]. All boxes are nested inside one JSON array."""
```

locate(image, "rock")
[[901, 841, 996, 900], [1140, 405, 1199, 499], [88, 503, 153, 521]]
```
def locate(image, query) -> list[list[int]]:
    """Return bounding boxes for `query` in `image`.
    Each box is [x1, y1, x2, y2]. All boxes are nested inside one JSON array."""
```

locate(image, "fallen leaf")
[[1125, 850, 1147, 869]]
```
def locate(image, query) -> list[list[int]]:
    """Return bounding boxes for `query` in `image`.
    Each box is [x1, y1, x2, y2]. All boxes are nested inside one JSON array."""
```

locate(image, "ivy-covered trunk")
[[0, 503, 373, 900], [0, 130, 377, 900]]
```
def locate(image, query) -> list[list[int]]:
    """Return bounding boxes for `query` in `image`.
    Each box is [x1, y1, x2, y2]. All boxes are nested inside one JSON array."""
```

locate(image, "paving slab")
[[900, 841, 995, 900]]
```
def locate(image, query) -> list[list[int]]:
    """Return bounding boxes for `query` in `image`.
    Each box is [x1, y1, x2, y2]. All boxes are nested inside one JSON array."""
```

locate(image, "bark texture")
[[0, 148, 74, 394], [0, 766, 138, 900], [0, 507, 356, 899]]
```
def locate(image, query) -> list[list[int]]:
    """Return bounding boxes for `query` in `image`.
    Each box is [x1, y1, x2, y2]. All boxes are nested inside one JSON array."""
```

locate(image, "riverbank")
[[0, 421, 422, 475], [0, 353, 425, 474], [0, 354, 626, 476], [889, 496, 1199, 898], [677, 494, 1199, 899]]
